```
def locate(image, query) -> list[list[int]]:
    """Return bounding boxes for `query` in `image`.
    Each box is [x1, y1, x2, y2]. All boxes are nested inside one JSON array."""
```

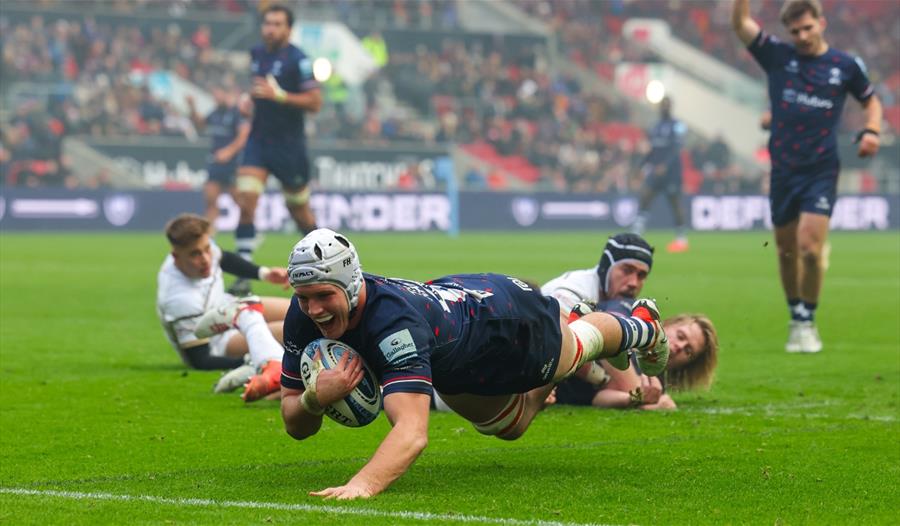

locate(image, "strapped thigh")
[[471, 393, 525, 438]]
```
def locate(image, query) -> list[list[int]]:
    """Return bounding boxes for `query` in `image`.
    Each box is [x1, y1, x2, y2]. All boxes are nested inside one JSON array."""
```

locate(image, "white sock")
[[236, 309, 283, 367]]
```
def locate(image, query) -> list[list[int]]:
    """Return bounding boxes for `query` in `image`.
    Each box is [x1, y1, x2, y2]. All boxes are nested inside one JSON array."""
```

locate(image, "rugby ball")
[[300, 339, 381, 427]]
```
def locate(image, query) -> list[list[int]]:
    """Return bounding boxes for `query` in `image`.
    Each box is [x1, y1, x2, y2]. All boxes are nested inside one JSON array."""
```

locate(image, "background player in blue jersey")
[[732, 0, 882, 353], [278, 229, 671, 499], [185, 88, 250, 226], [631, 97, 691, 253], [232, 3, 322, 294]]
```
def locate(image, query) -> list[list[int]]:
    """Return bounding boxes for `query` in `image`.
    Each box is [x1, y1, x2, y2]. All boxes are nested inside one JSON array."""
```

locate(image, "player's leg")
[[259, 296, 291, 322], [203, 180, 223, 225], [230, 166, 266, 295], [632, 182, 658, 235], [437, 392, 533, 441], [276, 144, 317, 234], [770, 172, 809, 352], [283, 185, 317, 233], [665, 182, 689, 253], [794, 212, 829, 353]]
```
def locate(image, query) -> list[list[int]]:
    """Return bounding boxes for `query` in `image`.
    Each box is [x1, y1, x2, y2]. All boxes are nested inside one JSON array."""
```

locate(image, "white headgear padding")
[[288, 229, 363, 310]]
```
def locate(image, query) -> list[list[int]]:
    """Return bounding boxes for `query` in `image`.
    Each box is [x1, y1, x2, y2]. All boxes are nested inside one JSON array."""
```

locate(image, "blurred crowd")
[[518, 0, 900, 126], [2, 0, 896, 192]]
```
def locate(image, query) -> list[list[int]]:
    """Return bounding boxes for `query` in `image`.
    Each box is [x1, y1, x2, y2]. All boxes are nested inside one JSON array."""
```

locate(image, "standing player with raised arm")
[[232, 3, 322, 295], [732, 0, 882, 353]]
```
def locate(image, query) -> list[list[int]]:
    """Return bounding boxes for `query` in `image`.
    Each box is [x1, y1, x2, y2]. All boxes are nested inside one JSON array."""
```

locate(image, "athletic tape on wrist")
[[300, 389, 325, 415]]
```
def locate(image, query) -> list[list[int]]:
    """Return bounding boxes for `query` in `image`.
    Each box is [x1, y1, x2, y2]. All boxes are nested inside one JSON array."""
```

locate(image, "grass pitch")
[[1, 230, 898, 525]]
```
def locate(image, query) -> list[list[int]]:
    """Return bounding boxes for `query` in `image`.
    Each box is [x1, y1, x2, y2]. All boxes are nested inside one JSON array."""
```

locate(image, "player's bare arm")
[[282, 351, 363, 439], [251, 77, 323, 113], [858, 95, 882, 158], [214, 120, 251, 164], [732, 0, 762, 45], [310, 392, 431, 500], [184, 94, 206, 131]]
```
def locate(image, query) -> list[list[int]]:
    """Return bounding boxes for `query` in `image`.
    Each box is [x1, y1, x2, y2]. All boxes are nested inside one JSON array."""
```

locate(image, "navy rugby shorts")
[[242, 134, 311, 189]]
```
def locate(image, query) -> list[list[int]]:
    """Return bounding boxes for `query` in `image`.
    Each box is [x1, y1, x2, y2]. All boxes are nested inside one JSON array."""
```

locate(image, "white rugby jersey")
[[156, 243, 227, 356], [540, 266, 601, 314]]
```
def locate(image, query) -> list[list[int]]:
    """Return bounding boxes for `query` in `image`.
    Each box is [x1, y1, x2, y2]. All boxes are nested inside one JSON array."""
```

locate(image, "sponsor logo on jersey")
[[829, 67, 842, 86], [782, 89, 834, 109], [379, 328, 417, 364], [785, 59, 799, 73]]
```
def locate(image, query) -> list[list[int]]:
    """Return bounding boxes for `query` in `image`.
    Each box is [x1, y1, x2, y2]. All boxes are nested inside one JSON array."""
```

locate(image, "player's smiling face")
[[665, 320, 705, 370], [172, 233, 213, 279], [786, 12, 827, 56], [295, 283, 350, 338]]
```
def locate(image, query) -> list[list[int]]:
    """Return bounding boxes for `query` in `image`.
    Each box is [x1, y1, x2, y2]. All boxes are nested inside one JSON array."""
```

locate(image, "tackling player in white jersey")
[[542, 233, 718, 410], [156, 213, 289, 401]]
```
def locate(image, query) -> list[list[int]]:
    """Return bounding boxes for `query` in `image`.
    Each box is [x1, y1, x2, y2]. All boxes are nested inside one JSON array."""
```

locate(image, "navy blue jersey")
[[281, 273, 563, 398], [644, 117, 686, 175], [249, 43, 318, 140], [748, 31, 873, 171], [205, 105, 245, 154]]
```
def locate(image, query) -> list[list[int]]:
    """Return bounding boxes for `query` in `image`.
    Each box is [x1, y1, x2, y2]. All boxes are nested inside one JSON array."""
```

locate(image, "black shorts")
[[430, 276, 563, 396], [554, 377, 598, 406], [206, 161, 237, 186], [242, 134, 311, 189], [647, 169, 683, 195]]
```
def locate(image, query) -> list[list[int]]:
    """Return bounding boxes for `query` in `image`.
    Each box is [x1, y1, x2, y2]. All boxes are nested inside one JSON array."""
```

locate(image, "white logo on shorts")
[[815, 196, 831, 211]]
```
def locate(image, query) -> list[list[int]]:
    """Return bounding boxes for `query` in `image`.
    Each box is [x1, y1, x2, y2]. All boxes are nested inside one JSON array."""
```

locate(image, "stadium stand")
[[1, 0, 896, 193]]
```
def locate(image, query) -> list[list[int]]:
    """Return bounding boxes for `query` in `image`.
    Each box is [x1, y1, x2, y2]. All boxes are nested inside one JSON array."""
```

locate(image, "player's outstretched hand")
[[309, 480, 375, 500], [857, 133, 880, 158], [263, 267, 290, 288]]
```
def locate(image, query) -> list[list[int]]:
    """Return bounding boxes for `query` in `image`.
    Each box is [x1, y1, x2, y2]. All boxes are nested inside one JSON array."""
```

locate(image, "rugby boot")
[[242, 360, 282, 402], [628, 298, 669, 377]]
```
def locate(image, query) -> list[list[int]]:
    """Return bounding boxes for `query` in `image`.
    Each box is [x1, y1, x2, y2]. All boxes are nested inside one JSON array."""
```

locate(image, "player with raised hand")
[[156, 213, 291, 401], [231, 3, 322, 295], [278, 228, 670, 500], [732, 0, 882, 353]]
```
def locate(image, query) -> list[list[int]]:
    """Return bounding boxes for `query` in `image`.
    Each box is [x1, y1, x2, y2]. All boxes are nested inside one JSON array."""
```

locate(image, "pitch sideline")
[[0, 487, 619, 526]]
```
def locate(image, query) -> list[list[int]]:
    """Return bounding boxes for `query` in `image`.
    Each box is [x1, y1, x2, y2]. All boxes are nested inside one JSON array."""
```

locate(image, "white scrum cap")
[[287, 229, 363, 309]]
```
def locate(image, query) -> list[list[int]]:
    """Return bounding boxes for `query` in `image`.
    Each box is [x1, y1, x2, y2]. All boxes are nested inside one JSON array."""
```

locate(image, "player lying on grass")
[[560, 306, 717, 410], [541, 233, 719, 410], [278, 228, 671, 499], [156, 213, 289, 401]]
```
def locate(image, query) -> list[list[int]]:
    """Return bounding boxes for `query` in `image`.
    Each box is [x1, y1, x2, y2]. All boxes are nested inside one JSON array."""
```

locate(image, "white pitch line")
[[0, 488, 618, 526]]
